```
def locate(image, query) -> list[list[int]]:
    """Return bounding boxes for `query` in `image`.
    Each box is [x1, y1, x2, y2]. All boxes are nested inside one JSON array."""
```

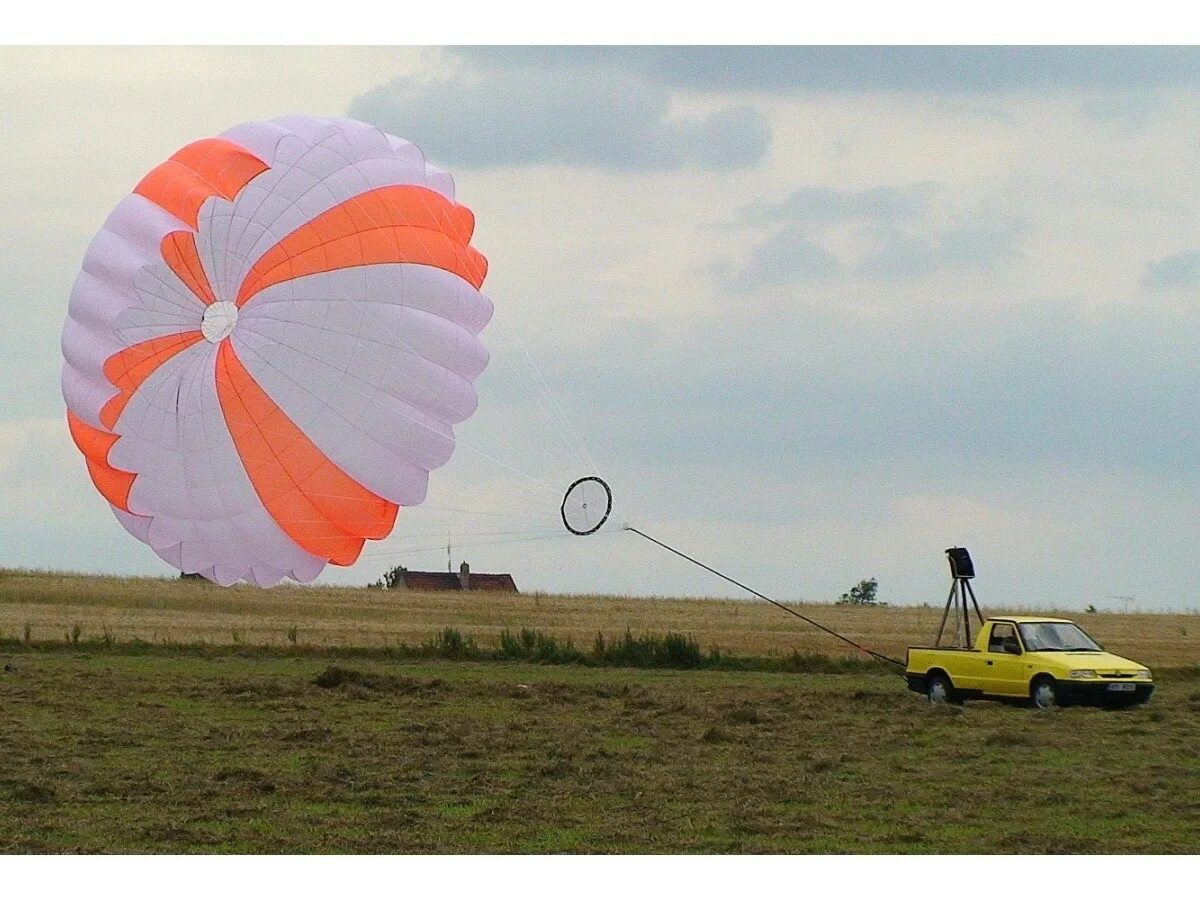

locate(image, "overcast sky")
[[4, 46, 1200, 611]]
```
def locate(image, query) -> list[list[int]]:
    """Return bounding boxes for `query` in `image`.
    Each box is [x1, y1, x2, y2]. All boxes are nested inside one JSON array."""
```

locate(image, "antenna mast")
[[934, 547, 985, 647]]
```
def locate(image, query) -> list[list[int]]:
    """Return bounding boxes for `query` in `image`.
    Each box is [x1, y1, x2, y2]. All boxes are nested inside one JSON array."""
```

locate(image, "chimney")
[[458, 560, 470, 590]]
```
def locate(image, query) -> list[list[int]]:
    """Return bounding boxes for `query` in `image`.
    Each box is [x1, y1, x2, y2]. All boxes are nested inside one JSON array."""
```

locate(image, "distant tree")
[[1085, 603, 1097, 614], [371, 565, 408, 590], [837, 578, 884, 606]]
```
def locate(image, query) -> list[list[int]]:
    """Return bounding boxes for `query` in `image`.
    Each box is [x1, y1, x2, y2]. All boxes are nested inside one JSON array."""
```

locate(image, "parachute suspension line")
[[486, 347, 585, 476], [444, 441, 564, 504], [359, 529, 616, 561], [363, 324, 598, 509], [487, 314, 594, 468], [485, 313, 612, 488], [234, 322, 565, 506], [357, 527, 566, 541], [415, 504, 548, 520], [516, 349, 639, 532], [621, 525, 906, 669], [515, 341, 602, 476]]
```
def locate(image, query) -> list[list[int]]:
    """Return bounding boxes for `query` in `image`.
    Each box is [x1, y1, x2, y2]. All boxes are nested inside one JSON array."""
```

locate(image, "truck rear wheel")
[[1030, 676, 1058, 710], [926, 672, 960, 705]]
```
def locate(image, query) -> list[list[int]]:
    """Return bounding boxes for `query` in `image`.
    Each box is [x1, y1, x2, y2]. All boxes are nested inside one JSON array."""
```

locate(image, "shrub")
[[497, 629, 584, 664], [424, 628, 474, 659], [593, 630, 705, 669]]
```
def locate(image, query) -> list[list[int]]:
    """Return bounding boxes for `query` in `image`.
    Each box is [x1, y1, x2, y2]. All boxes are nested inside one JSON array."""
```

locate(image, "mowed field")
[[3, 653, 1200, 853], [2, 569, 1200, 853]]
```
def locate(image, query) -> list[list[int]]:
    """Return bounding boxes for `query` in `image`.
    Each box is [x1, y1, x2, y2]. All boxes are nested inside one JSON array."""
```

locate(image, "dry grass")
[[2, 568, 1197, 667]]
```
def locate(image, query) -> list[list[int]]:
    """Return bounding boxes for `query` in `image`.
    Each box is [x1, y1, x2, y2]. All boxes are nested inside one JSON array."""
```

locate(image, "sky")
[[4, 46, 1200, 611]]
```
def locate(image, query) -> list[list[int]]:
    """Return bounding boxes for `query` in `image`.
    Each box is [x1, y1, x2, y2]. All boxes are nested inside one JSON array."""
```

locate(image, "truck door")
[[945, 626, 991, 691], [980, 622, 1027, 696], [952, 651, 989, 692]]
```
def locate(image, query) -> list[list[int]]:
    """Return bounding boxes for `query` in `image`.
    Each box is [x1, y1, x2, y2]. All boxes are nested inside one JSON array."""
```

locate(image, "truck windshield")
[[1017, 622, 1102, 652]]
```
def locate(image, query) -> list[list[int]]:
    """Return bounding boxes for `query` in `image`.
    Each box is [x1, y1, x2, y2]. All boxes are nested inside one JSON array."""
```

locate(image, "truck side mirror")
[[1002, 637, 1021, 655]]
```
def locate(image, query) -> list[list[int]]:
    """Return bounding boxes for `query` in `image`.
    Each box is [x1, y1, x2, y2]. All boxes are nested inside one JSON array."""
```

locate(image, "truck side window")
[[988, 623, 1016, 653]]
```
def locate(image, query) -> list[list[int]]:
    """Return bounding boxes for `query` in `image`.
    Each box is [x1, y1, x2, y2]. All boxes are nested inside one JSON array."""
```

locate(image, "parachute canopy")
[[61, 115, 493, 586]]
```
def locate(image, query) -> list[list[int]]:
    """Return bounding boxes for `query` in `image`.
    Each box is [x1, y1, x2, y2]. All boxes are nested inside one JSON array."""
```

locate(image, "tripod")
[[934, 548, 985, 648]]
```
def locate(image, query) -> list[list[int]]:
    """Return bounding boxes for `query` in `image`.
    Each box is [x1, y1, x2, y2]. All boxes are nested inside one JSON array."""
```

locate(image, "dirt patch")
[[1, 779, 57, 803], [312, 666, 444, 695]]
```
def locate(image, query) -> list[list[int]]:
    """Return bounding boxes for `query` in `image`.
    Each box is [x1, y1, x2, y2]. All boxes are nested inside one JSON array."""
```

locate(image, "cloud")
[[727, 182, 1021, 286], [0, 417, 63, 477], [856, 218, 1024, 278], [721, 226, 840, 293], [348, 68, 769, 171], [455, 46, 1200, 94], [439, 280, 1200, 604], [542, 295, 1200, 484], [740, 182, 941, 225], [1142, 250, 1200, 290], [0, 417, 132, 573], [1079, 94, 1165, 131]]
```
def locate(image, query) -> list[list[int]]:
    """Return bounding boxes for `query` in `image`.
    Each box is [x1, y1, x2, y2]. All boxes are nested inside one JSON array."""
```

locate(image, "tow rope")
[[623, 525, 906, 669]]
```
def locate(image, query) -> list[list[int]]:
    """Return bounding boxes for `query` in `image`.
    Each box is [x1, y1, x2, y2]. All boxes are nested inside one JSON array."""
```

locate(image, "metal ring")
[[560, 476, 612, 536]]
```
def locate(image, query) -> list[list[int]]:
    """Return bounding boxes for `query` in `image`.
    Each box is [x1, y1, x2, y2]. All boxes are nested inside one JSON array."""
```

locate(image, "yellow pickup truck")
[[906, 616, 1154, 708]]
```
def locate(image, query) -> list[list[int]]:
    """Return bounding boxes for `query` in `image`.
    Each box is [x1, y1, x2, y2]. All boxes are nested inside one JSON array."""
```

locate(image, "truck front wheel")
[[1030, 676, 1058, 710], [926, 672, 960, 705]]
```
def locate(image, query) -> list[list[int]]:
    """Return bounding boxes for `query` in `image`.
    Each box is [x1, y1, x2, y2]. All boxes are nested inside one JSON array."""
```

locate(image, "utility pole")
[[447, 529, 452, 574]]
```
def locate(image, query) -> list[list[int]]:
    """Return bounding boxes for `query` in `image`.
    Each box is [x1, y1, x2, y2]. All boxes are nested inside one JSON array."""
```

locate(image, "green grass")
[[2, 645, 1199, 853], [0, 628, 896, 675]]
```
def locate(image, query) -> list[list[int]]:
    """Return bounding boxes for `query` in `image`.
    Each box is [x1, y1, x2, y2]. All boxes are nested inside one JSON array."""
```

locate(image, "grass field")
[[3, 648, 1199, 853], [2, 569, 1198, 666], [2, 570, 1199, 853]]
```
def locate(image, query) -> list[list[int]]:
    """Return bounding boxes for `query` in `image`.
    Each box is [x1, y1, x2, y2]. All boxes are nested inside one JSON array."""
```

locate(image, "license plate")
[[1107, 682, 1136, 692]]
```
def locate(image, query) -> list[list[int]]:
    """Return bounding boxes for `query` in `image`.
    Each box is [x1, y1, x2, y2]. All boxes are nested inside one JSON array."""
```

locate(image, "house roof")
[[398, 570, 518, 592]]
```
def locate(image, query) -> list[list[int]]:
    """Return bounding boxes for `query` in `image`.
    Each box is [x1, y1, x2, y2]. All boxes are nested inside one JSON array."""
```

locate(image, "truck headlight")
[[1068, 669, 1097, 679], [1134, 669, 1152, 680]]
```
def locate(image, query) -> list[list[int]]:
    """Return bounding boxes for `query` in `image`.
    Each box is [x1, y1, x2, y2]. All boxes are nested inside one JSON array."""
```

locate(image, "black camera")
[[945, 546, 974, 579]]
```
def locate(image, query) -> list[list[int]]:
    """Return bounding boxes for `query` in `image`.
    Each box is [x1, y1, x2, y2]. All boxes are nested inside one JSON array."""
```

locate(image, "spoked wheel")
[[560, 477, 613, 536], [926, 672, 959, 705], [1030, 677, 1058, 710]]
